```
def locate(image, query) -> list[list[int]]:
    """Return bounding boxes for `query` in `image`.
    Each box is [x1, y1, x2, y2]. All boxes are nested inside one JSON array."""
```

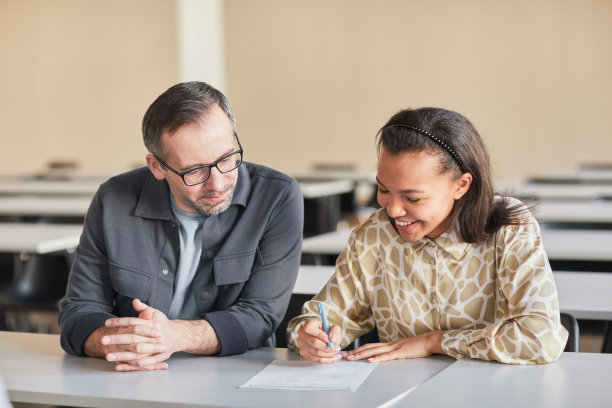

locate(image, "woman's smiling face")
[[376, 148, 471, 242]]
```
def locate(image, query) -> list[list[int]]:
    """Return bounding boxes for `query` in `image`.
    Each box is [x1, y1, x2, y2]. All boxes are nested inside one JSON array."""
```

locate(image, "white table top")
[[0, 180, 352, 217], [535, 200, 612, 224], [298, 179, 355, 199], [302, 227, 612, 262], [0, 331, 452, 408], [397, 352, 612, 408], [0, 178, 102, 196], [291, 168, 376, 183], [0, 223, 83, 254], [2, 332, 610, 408], [0, 195, 91, 217], [515, 183, 612, 200], [554, 271, 612, 320], [293, 265, 335, 294]]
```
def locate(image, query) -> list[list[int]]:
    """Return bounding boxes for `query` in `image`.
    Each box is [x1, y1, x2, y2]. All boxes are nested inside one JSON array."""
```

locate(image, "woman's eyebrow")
[[376, 177, 425, 194]]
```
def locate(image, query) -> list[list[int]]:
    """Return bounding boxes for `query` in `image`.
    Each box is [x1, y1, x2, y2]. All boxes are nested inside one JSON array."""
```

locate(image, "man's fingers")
[[114, 355, 170, 372], [105, 316, 159, 328], [101, 333, 163, 347]]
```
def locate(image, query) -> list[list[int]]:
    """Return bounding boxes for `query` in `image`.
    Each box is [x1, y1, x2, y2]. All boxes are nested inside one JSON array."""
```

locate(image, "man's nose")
[[204, 166, 225, 190]]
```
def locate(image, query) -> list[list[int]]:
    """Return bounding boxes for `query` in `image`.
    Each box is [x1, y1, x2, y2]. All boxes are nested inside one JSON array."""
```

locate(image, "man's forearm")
[[171, 319, 221, 355]]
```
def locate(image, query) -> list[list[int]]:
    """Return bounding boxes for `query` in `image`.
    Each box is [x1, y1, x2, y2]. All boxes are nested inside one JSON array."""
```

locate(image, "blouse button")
[[201, 291, 209, 300], [162, 269, 169, 276]]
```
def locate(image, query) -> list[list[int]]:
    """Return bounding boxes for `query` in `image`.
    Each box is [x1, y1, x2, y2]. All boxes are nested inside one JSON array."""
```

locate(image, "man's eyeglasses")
[[154, 133, 243, 186]]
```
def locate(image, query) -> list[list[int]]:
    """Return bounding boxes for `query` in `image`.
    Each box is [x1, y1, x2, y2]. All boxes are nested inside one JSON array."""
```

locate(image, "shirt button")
[[201, 291, 209, 300], [162, 269, 169, 276], [170, 223, 177, 229]]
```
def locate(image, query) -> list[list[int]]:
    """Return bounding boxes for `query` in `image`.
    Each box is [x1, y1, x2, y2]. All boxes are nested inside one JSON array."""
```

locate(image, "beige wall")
[[0, 0, 177, 174], [2, 1, 612, 182], [225, 0, 612, 182]]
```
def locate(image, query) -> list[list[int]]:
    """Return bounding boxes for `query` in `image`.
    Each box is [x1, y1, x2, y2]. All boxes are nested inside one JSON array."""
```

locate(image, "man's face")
[[147, 105, 239, 216]]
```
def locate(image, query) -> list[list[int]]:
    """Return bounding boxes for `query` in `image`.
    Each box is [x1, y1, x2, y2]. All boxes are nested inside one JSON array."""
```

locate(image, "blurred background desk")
[[0, 223, 82, 333], [298, 179, 355, 237]]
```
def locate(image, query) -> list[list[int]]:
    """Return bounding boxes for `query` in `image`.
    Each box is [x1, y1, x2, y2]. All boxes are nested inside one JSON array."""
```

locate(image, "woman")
[[287, 107, 567, 364]]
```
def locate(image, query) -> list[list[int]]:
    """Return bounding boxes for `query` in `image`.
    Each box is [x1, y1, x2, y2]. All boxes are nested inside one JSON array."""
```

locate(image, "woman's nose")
[[385, 196, 406, 218]]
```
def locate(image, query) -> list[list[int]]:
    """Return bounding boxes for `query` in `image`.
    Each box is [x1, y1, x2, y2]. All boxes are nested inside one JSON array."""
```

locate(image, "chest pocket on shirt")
[[213, 250, 257, 286], [109, 262, 152, 301]]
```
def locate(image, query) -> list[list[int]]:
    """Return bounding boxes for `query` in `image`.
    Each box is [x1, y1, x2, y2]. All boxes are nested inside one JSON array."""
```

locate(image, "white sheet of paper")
[[239, 359, 377, 391]]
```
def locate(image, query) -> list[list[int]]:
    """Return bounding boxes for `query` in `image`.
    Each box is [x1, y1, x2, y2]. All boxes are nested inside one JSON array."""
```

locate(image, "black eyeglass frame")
[[154, 133, 243, 186]]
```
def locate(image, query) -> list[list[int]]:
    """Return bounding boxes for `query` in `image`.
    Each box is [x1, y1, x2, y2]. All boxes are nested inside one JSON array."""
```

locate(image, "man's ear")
[[146, 154, 166, 181], [453, 172, 473, 200]]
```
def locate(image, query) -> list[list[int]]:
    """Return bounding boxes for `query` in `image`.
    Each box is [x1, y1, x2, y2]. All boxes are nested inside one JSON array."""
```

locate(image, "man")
[[58, 81, 304, 371]]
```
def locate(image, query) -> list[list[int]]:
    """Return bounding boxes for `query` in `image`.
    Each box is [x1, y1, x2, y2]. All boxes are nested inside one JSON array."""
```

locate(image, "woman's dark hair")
[[376, 107, 530, 243]]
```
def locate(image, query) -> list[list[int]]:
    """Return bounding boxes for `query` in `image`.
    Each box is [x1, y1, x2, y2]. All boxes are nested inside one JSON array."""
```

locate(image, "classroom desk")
[[302, 227, 612, 266], [294, 266, 612, 321], [298, 179, 354, 199], [554, 271, 612, 320], [0, 223, 82, 254], [0, 331, 452, 408], [397, 352, 612, 408], [3, 332, 611, 408], [535, 200, 612, 226], [298, 179, 355, 237], [0, 195, 91, 218], [291, 169, 376, 183], [0, 178, 102, 196], [514, 183, 612, 200]]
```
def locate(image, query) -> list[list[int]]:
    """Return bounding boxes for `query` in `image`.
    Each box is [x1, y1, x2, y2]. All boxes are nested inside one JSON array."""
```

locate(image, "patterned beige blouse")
[[287, 206, 568, 364]]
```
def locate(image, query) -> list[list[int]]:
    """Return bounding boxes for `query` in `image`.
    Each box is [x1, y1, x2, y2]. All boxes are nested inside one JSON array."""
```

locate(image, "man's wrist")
[[172, 319, 221, 355]]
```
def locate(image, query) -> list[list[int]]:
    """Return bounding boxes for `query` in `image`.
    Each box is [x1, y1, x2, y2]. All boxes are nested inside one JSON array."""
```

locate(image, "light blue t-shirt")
[[168, 194, 207, 319]]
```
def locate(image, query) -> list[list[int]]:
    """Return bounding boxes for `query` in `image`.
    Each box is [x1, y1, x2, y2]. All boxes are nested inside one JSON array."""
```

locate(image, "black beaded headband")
[[384, 124, 467, 173]]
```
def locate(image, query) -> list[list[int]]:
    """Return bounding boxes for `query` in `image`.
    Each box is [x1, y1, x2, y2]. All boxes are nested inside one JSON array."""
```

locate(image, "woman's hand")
[[296, 319, 342, 364], [345, 330, 446, 363]]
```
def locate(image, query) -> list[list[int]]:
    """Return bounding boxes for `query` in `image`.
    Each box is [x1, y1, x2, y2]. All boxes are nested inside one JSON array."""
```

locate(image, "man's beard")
[[184, 182, 236, 216]]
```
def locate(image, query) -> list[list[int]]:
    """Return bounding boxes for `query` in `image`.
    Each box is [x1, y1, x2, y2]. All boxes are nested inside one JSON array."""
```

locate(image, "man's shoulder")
[[100, 167, 152, 194], [243, 162, 296, 185]]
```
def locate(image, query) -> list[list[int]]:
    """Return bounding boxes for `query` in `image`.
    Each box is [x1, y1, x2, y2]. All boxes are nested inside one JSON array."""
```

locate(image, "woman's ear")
[[453, 172, 473, 200], [146, 154, 166, 181]]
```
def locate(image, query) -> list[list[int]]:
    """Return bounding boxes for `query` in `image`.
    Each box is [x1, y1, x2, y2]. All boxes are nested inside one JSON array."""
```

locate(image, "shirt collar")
[[426, 226, 470, 260]]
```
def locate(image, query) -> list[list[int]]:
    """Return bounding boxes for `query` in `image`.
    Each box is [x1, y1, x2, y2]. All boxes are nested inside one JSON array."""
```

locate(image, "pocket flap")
[[213, 251, 256, 286], [109, 262, 152, 301]]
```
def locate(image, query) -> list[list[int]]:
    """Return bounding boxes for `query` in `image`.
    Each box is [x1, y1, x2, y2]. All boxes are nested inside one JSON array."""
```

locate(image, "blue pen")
[[317, 301, 334, 350]]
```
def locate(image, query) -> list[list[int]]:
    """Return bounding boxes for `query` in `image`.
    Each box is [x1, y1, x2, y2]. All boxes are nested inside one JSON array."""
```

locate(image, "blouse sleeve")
[[286, 232, 376, 351], [441, 220, 568, 364]]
